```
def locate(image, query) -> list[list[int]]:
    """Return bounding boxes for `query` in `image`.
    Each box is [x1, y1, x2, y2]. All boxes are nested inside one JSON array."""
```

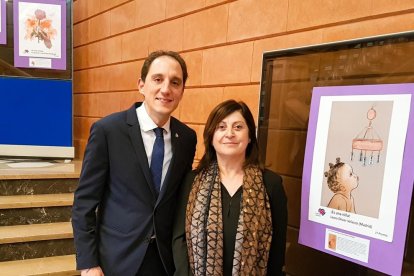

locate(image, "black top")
[[221, 184, 242, 276], [172, 169, 288, 276]]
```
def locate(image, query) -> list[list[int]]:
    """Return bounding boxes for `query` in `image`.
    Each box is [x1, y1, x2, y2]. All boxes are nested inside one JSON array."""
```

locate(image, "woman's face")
[[337, 163, 359, 191], [212, 111, 250, 161]]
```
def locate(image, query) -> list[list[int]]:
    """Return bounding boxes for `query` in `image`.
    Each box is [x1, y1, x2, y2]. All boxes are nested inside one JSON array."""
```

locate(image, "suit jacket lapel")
[[126, 103, 158, 199]]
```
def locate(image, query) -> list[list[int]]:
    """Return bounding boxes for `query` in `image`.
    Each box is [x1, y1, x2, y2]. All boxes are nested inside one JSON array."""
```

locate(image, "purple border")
[[13, 0, 66, 70], [0, 0, 6, 44], [298, 83, 414, 276]]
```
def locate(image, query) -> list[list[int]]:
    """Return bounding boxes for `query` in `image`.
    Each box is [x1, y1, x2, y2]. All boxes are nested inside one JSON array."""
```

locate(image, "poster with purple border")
[[0, 0, 6, 44], [299, 83, 414, 276], [13, 0, 66, 70]]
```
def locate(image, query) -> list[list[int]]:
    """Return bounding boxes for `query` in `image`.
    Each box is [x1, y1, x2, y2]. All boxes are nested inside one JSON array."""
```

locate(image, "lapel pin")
[[175, 133, 179, 138]]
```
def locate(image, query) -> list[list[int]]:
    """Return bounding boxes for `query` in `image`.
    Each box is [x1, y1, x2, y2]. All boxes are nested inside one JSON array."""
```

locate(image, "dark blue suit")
[[72, 102, 197, 275]]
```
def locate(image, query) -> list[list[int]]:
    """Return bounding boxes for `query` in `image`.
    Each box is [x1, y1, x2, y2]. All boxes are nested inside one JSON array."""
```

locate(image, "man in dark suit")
[[72, 50, 197, 276]]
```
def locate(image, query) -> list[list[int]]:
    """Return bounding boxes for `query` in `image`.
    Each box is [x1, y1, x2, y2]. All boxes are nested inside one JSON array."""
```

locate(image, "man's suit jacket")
[[72, 102, 197, 276]]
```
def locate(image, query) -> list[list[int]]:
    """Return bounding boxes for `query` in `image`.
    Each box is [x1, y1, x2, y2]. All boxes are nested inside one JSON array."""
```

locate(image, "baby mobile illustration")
[[351, 106, 383, 166], [325, 105, 382, 213], [25, 9, 58, 49]]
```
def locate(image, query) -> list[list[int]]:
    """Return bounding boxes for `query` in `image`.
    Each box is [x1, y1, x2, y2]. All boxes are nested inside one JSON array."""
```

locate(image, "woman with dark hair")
[[172, 100, 288, 275]]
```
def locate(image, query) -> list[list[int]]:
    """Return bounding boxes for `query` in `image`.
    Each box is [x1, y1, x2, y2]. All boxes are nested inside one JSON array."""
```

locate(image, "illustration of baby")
[[325, 157, 359, 213], [328, 233, 337, 250]]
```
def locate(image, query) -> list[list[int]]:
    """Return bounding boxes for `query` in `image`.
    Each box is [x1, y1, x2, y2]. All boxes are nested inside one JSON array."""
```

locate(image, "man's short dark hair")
[[141, 50, 188, 85]]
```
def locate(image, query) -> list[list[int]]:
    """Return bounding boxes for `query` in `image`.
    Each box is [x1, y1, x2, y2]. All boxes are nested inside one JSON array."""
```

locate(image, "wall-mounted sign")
[[0, 0, 6, 44], [13, 0, 66, 70], [299, 84, 414, 276]]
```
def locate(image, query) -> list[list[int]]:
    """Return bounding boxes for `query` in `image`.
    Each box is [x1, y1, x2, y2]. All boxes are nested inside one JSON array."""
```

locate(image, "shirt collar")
[[136, 102, 171, 134]]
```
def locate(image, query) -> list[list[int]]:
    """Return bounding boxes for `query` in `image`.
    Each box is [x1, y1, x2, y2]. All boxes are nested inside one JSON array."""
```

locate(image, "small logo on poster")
[[318, 208, 326, 216]]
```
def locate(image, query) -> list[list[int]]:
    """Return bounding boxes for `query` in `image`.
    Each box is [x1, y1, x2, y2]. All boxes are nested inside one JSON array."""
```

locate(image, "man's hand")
[[81, 266, 104, 276]]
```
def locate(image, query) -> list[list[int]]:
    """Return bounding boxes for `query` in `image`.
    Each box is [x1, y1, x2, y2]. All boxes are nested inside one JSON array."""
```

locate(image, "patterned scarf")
[[185, 162, 272, 275]]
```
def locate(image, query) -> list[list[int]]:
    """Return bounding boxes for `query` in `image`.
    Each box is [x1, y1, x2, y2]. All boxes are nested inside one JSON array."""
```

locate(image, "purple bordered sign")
[[0, 0, 6, 44], [13, 0, 66, 70], [299, 83, 414, 276]]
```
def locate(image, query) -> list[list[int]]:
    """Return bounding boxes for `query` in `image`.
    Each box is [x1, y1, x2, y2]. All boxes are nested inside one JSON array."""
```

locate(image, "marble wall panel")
[[0, 179, 78, 196], [0, 207, 72, 226], [0, 239, 75, 262]]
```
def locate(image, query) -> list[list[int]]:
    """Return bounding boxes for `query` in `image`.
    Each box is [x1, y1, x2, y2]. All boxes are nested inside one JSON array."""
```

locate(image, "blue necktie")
[[150, 127, 164, 194]]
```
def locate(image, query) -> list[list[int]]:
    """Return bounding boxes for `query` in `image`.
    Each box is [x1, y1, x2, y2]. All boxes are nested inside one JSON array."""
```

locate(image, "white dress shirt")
[[136, 103, 172, 190]]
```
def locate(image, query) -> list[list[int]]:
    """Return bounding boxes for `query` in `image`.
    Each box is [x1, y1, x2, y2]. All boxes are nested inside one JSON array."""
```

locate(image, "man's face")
[[138, 55, 184, 125]]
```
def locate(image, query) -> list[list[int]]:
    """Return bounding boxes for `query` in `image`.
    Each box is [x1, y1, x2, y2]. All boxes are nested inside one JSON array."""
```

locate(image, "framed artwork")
[[0, 0, 6, 44], [299, 83, 414, 275], [13, 0, 66, 70]]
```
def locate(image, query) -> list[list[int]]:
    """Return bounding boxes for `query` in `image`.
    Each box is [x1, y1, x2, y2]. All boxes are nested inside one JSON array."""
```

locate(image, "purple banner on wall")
[[0, 0, 6, 44], [299, 83, 414, 276], [13, 0, 66, 70]]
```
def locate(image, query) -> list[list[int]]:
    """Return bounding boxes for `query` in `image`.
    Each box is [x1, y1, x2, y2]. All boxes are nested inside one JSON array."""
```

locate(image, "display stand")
[[0, 0, 73, 159]]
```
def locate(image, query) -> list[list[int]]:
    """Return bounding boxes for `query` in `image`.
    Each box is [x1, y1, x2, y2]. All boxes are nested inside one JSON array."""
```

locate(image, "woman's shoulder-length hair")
[[196, 99, 263, 172]]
